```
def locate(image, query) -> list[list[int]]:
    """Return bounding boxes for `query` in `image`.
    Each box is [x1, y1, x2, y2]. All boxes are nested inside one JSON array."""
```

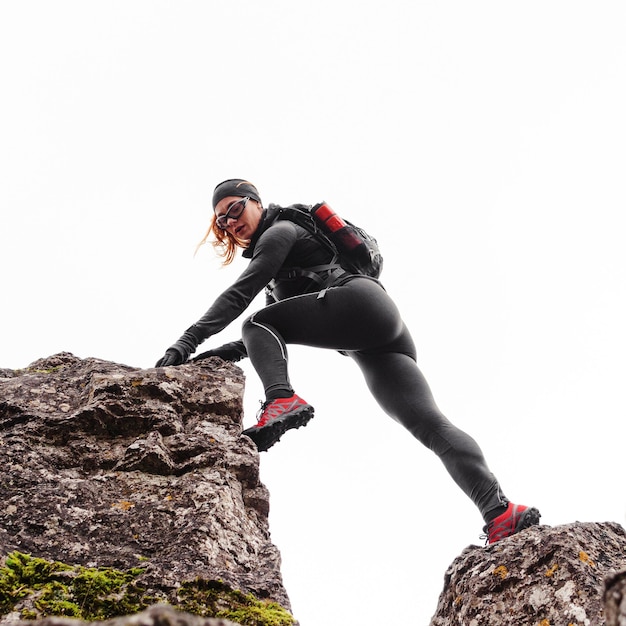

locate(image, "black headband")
[[212, 179, 262, 210]]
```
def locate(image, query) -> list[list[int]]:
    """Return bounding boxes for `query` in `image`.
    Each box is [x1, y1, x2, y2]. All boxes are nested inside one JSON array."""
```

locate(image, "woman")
[[156, 178, 540, 544]]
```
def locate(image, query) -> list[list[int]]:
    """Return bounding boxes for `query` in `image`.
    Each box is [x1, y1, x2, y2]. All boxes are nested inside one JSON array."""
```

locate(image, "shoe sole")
[[242, 406, 314, 452]]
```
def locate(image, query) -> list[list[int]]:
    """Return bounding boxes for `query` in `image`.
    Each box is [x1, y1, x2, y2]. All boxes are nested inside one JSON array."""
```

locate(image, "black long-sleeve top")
[[170, 204, 336, 357]]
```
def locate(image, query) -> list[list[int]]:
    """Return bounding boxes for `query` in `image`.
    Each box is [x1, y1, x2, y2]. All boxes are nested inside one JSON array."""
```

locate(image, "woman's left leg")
[[242, 278, 402, 398]]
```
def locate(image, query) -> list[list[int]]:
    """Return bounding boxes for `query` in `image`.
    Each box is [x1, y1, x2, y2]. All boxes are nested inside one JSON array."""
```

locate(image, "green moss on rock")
[[0, 552, 151, 620], [176, 579, 295, 626], [0, 553, 295, 625]]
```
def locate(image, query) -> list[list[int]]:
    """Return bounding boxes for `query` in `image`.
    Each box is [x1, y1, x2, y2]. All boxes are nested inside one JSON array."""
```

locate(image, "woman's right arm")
[[155, 221, 299, 366]]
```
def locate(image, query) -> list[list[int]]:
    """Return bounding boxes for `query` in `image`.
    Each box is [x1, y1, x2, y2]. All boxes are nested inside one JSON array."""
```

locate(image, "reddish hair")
[[195, 213, 249, 265]]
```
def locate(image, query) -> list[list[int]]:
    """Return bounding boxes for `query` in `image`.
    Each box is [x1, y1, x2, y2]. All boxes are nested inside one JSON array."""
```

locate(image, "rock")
[[17, 604, 240, 626], [429, 521, 626, 625], [5, 352, 626, 626], [604, 569, 626, 626], [0, 353, 294, 625]]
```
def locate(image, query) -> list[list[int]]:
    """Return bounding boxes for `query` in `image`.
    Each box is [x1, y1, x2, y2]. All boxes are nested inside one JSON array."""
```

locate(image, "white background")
[[2, 2, 625, 624]]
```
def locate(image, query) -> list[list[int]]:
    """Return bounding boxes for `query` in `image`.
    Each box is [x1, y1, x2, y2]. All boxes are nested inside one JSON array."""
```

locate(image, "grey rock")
[[6, 352, 626, 626], [0, 353, 292, 623], [17, 604, 240, 626], [429, 521, 626, 625], [604, 568, 626, 626]]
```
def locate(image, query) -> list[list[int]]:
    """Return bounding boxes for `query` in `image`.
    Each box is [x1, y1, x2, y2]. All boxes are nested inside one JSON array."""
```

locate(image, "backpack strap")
[[264, 203, 349, 299], [267, 263, 348, 300]]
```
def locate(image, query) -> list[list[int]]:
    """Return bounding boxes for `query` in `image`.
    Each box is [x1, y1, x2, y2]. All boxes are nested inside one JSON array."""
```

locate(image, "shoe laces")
[[255, 398, 292, 428], [255, 399, 273, 427]]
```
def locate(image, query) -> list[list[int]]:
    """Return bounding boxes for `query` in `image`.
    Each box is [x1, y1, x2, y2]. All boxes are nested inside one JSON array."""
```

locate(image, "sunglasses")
[[215, 197, 249, 230]]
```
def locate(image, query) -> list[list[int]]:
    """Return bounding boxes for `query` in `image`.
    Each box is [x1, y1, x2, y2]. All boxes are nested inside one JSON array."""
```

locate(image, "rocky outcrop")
[[430, 521, 626, 625], [0, 353, 293, 625], [3, 352, 626, 626]]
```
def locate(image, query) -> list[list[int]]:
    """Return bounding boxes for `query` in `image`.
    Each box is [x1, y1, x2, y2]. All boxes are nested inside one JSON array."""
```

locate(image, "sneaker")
[[482, 502, 541, 544], [242, 394, 314, 452]]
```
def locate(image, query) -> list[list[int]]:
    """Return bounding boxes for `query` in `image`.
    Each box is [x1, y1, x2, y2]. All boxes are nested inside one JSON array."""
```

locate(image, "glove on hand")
[[191, 340, 248, 363], [155, 325, 206, 368], [155, 348, 185, 367]]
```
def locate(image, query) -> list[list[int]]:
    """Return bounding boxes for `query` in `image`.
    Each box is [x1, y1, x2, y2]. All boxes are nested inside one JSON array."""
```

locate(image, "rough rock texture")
[[430, 521, 626, 626], [0, 353, 292, 623], [12, 604, 237, 626], [5, 352, 626, 626], [15, 605, 238, 626], [604, 569, 626, 625]]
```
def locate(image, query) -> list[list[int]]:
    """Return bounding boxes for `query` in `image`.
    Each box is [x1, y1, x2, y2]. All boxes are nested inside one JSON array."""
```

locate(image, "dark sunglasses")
[[215, 197, 249, 230]]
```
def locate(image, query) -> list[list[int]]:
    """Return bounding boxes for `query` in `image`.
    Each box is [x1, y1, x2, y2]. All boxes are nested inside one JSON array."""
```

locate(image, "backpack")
[[267, 202, 383, 297]]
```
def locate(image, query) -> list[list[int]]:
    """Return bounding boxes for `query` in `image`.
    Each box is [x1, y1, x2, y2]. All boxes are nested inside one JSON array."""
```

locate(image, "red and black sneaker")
[[242, 394, 314, 452], [482, 502, 541, 544]]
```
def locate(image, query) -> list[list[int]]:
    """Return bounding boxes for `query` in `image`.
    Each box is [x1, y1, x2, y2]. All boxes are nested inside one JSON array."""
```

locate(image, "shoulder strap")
[[271, 203, 340, 261], [265, 204, 348, 299]]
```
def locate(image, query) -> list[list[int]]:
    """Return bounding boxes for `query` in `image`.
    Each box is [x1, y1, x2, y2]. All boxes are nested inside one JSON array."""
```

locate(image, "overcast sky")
[[2, 2, 626, 624]]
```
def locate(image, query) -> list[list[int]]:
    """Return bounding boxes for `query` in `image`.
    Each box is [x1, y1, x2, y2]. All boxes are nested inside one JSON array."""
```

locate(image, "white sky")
[[2, 2, 625, 624]]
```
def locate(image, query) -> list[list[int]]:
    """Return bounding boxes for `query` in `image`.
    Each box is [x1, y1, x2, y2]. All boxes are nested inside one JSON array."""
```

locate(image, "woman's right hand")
[[155, 348, 185, 367]]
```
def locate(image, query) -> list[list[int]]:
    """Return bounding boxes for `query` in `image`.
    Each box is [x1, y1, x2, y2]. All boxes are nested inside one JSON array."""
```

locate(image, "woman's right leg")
[[349, 343, 508, 520]]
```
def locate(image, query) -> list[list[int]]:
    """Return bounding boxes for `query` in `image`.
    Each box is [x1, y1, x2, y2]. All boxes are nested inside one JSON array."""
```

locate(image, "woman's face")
[[214, 195, 263, 241]]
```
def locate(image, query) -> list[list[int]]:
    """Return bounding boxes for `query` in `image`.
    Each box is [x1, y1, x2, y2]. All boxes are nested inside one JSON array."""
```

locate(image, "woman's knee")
[[240, 313, 256, 341]]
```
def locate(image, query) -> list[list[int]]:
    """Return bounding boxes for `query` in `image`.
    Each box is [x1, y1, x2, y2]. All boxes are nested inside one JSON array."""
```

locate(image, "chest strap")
[[268, 263, 348, 299]]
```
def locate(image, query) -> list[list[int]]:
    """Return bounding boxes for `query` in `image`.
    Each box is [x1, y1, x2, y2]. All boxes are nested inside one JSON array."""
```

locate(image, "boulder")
[[430, 521, 626, 625], [0, 353, 293, 625]]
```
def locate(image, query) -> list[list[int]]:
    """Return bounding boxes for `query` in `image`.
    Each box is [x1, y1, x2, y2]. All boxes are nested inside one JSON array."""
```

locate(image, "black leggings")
[[241, 277, 506, 520]]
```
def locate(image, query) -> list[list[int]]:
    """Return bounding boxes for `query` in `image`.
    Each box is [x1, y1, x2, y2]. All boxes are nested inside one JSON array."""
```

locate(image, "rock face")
[[430, 521, 626, 625], [4, 353, 626, 626], [604, 568, 626, 625], [0, 353, 292, 624], [9, 605, 240, 626]]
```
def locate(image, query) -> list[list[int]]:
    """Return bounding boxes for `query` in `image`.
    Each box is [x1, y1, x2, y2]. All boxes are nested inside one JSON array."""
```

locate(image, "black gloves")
[[155, 325, 205, 368], [191, 340, 248, 363], [155, 348, 185, 367], [156, 335, 248, 368]]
